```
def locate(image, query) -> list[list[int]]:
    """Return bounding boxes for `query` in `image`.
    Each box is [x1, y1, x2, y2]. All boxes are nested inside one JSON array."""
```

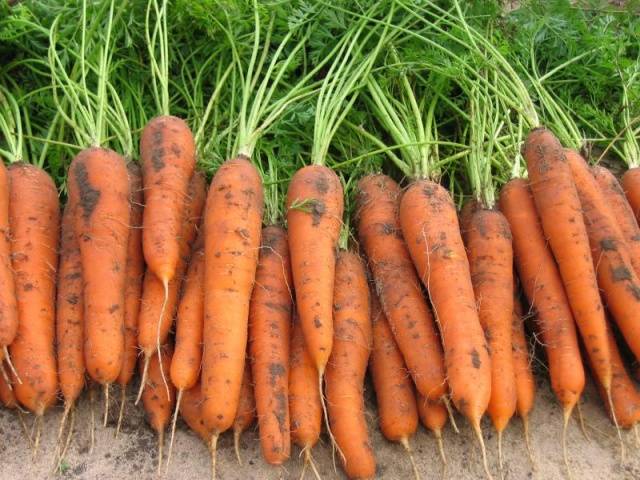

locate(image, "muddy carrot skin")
[[511, 293, 536, 424], [9, 163, 60, 415], [233, 363, 256, 463], [248, 225, 292, 465], [356, 174, 446, 401], [622, 168, 640, 223], [0, 162, 18, 349]]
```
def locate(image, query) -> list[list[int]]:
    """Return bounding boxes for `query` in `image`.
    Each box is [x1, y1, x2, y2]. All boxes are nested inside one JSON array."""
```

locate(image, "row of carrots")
[[1, 118, 640, 480]]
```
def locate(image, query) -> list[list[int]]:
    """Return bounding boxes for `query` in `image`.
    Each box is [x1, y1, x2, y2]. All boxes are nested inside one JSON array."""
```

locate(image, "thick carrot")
[[115, 162, 144, 435], [68, 148, 130, 393], [524, 130, 611, 393], [566, 149, 640, 363], [499, 178, 584, 411], [141, 344, 176, 473], [233, 363, 256, 465], [286, 165, 343, 375], [202, 157, 263, 438], [416, 394, 448, 466], [356, 174, 446, 401], [466, 208, 516, 450], [8, 163, 59, 417], [369, 290, 420, 475], [140, 115, 195, 285], [248, 225, 292, 465], [0, 161, 18, 355], [622, 168, 640, 222], [592, 165, 640, 276], [136, 171, 206, 403], [399, 180, 491, 454], [326, 251, 375, 479]]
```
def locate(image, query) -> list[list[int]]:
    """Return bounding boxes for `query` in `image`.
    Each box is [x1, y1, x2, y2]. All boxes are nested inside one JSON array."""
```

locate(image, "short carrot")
[[233, 363, 256, 465]]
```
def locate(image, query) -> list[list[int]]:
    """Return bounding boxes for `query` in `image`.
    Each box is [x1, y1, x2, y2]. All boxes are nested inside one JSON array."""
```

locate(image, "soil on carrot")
[[3, 376, 639, 479]]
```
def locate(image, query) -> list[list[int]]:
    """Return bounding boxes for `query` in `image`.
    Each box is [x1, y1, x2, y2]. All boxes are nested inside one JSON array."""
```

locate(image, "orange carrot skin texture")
[[416, 394, 448, 434], [511, 294, 535, 419], [117, 163, 144, 386], [56, 202, 85, 404], [141, 344, 176, 433], [356, 174, 446, 400], [326, 251, 375, 479], [499, 178, 584, 408], [203, 157, 263, 434], [140, 115, 196, 282], [0, 369, 16, 408], [369, 291, 418, 442], [234, 363, 256, 435], [8, 163, 59, 414], [289, 316, 321, 448], [0, 162, 18, 346], [399, 180, 491, 423], [171, 233, 204, 392], [138, 171, 206, 357], [286, 165, 343, 373], [459, 197, 480, 244], [180, 384, 211, 442], [466, 209, 516, 432], [248, 225, 292, 465], [69, 148, 130, 385], [593, 165, 640, 276], [524, 129, 611, 388], [623, 168, 640, 223], [567, 149, 640, 363]]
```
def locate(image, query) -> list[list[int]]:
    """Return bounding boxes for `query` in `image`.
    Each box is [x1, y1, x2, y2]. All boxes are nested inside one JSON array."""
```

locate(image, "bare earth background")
[[0, 373, 639, 480]]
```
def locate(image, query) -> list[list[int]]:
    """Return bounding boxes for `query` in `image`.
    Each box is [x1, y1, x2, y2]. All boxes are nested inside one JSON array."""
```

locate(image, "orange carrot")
[[0, 366, 16, 409], [248, 225, 292, 465], [286, 165, 343, 377], [202, 157, 263, 451], [622, 168, 640, 223], [524, 130, 611, 392], [399, 179, 491, 469], [233, 363, 256, 465], [459, 197, 480, 244], [326, 251, 375, 479], [0, 161, 18, 360], [416, 394, 448, 466], [356, 174, 446, 401], [180, 384, 211, 443]]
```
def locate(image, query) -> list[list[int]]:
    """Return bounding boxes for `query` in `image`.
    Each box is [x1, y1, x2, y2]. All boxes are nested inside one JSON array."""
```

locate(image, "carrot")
[[416, 394, 448, 467], [0, 161, 18, 365], [55, 201, 85, 454], [466, 208, 516, 465], [167, 230, 204, 464], [325, 251, 375, 479], [0, 359, 17, 409], [566, 149, 640, 365], [524, 130, 612, 394], [286, 165, 343, 379], [499, 177, 585, 471], [248, 225, 292, 465], [136, 171, 206, 404], [8, 163, 59, 419], [369, 289, 420, 477], [115, 162, 144, 436], [356, 174, 446, 402], [68, 147, 130, 426], [399, 179, 491, 473], [511, 290, 536, 463], [140, 343, 176, 474], [592, 165, 640, 276], [233, 362, 256, 465], [622, 168, 640, 223], [289, 314, 322, 479], [459, 197, 480, 244]]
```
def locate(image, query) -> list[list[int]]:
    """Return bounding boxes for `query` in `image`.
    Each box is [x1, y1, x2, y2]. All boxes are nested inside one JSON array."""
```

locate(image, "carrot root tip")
[[135, 356, 150, 406], [562, 404, 574, 480], [605, 387, 626, 462], [442, 396, 459, 434], [103, 383, 110, 427], [400, 437, 420, 480], [115, 385, 127, 438], [209, 433, 219, 480], [233, 428, 243, 465], [522, 416, 536, 470], [3, 346, 21, 384], [166, 389, 183, 473], [575, 401, 591, 442], [472, 420, 493, 480]]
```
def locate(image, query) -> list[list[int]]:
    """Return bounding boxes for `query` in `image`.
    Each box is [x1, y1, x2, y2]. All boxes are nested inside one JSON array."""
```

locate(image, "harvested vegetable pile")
[[1, 0, 640, 479]]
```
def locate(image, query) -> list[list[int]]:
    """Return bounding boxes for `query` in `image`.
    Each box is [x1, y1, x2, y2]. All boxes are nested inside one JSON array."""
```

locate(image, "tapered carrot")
[[417, 394, 448, 467], [524, 129, 611, 392], [466, 208, 516, 464], [0, 162, 18, 364], [286, 165, 343, 378], [141, 344, 176, 474], [289, 315, 322, 479], [592, 165, 640, 276], [233, 363, 256, 465], [202, 157, 263, 451], [566, 149, 640, 365], [399, 180, 491, 472], [248, 225, 292, 465], [356, 174, 446, 401], [369, 290, 420, 477], [326, 251, 375, 479], [136, 171, 206, 404], [116, 162, 144, 436], [623, 168, 640, 222], [8, 163, 59, 419]]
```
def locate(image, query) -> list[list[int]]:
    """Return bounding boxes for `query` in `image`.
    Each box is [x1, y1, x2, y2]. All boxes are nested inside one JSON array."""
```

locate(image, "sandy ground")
[[0, 373, 639, 480]]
